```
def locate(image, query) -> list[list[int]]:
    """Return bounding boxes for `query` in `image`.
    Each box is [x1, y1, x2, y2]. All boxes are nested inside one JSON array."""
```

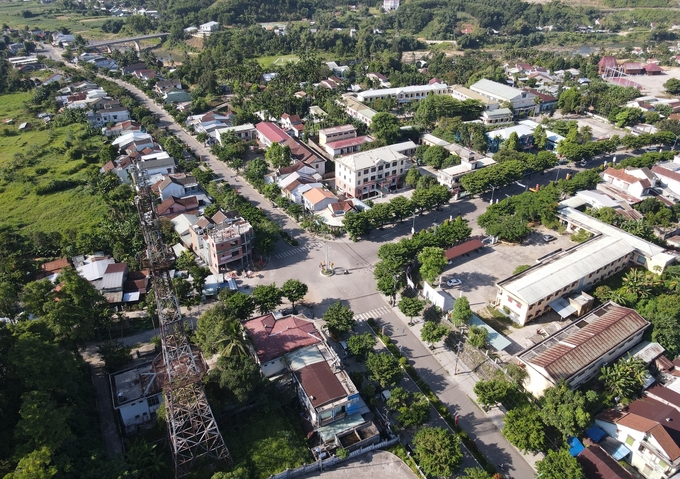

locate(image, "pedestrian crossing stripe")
[[354, 306, 392, 321], [273, 241, 324, 259]]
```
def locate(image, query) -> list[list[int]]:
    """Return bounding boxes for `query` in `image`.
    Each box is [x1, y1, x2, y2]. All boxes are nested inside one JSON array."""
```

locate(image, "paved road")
[[41, 47, 535, 475]]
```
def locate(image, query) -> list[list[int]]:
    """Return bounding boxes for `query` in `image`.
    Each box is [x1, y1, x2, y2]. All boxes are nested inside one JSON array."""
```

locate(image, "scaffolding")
[[132, 168, 231, 478]]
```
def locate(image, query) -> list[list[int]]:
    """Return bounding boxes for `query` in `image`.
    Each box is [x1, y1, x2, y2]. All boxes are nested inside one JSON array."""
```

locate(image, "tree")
[[412, 427, 463, 478], [536, 449, 584, 479], [422, 145, 450, 169], [221, 292, 256, 321], [418, 247, 447, 285], [404, 168, 421, 188], [386, 387, 431, 428], [175, 250, 196, 270], [533, 124, 548, 150], [189, 265, 210, 294], [390, 195, 415, 222], [503, 406, 546, 453], [615, 108, 643, 128], [451, 296, 472, 327], [467, 325, 488, 349], [503, 131, 520, 151], [367, 203, 394, 229], [421, 321, 449, 347], [473, 377, 513, 410], [370, 112, 400, 143], [323, 302, 355, 336], [481, 215, 531, 243], [251, 284, 283, 314], [343, 211, 370, 241], [265, 143, 292, 169], [665, 78, 680, 95], [346, 332, 376, 358], [365, 352, 403, 388], [599, 354, 647, 404], [558, 88, 581, 114], [280, 279, 308, 312], [460, 468, 494, 479], [97, 341, 131, 372], [209, 354, 263, 405], [540, 380, 594, 438], [398, 296, 425, 323]]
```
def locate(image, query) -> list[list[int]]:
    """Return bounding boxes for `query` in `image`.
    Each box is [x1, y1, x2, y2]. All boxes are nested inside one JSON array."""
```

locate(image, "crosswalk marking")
[[273, 241, 324, 259], [354, 306, 393, 321]]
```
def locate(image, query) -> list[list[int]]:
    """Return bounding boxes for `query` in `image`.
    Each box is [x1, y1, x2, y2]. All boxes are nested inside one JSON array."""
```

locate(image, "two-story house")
[[110, 362, 163, 434], [602, 167, 654, 200], [596, 387, 680, 479]]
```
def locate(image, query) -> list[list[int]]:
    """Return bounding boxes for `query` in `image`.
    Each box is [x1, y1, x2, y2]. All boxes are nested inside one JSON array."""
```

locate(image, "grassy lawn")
[[0, 1, 114, 40], [0, 92, 109, 234], [256, 54, 300, 68], [222, 406, 313, 479]]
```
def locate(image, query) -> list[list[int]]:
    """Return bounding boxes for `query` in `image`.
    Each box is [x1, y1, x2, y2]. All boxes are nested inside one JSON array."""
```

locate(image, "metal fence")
[[268, 437, 399, 479]]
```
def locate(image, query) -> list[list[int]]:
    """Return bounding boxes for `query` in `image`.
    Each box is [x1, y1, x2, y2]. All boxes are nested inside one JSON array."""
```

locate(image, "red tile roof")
[[598, 56, 618, 68], [445, 239, 484, 261], [577, 445, 635, 479], [255, 122, 290, 143], [644, 63, 663, 72], [41, 258, 70, 274], [104, 263, 128, 274], [604, 167, 643, 185], [653, 165, 680, 184], [295, 360, 346, 407], [244, 314, 322, 363], [325, 136, 372, 150]]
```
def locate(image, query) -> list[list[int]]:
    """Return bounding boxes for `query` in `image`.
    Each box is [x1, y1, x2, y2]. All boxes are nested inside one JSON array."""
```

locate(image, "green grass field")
[[256, 54, 300, 68], [0, 92, 109, 234], [0, 1, 113, 40]]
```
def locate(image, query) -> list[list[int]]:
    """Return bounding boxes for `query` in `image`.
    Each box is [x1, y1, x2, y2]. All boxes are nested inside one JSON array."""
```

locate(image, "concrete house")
[[517, 302, 649, 397], [155, 173, 200, 201], [318, 125, 356, 146], [189, 211, 254, 275], [200, 21, 219, 33], [596, 386, 680, 479], [602, 167, 654, 199], [215, 124, 256, 144], [357, 81, 449, 104], [255, 121, 290, 148], [110, 362, 163, 433], [302, 187, 338, 212]]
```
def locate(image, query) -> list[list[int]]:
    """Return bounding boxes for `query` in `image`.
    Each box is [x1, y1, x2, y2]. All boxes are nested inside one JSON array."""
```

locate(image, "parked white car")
[[446, 278, 462, 287]]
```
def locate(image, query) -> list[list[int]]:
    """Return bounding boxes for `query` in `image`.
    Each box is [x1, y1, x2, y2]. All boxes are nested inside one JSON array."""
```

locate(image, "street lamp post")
[[489, 186, 496, 204]]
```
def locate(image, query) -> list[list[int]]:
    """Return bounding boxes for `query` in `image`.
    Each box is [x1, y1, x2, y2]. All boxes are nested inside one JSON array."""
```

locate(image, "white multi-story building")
[[469, 79, 538, 116], [335, 145, 412, 199], [357, 82, 449, 104], [383, 0, 400, 11], [110, 362, 163, 433]]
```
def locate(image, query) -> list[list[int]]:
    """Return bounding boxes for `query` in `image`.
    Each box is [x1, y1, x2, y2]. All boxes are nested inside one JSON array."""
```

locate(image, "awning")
[[549, 297, 577, 318], [568, 436, 585, 457], [600, 436, 631, 461], [586, 425, 607, 443], [122, 292, 140, 302]]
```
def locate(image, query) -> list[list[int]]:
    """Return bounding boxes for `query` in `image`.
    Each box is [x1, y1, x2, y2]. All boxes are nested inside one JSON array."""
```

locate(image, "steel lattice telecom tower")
[[132, 168, 231, 478]]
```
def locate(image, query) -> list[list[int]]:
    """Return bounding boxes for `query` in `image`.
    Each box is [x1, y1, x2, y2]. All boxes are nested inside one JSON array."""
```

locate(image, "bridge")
[[86, 32, 170, 52]]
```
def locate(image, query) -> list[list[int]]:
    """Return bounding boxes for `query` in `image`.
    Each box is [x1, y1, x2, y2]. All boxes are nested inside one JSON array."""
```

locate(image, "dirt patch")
[[56, 15, 70, 20], [185, 36, 204, 50]]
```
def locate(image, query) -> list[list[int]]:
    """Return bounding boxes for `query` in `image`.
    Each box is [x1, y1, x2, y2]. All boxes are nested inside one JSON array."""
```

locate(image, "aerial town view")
[[6, 0, 680, 478]]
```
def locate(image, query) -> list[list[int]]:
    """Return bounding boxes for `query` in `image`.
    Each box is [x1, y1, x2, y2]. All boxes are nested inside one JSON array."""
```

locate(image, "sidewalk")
[[384, 296, 544, 472]]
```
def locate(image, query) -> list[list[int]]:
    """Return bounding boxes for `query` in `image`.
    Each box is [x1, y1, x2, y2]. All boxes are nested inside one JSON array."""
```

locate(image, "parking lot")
[[441, 228, 577, 314], [624, 68, 680, 97]]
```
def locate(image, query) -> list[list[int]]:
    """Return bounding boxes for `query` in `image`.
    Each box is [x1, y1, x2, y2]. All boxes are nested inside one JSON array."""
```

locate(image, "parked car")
[[543, 234, 557, 243], [446, 278, 462, 287]]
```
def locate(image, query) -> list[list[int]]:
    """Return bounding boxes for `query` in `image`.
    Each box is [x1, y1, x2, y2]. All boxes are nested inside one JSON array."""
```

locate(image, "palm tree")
[[217, 320, 252, 358], [622, 269, 658, 299], [600, 355, 647, 404]]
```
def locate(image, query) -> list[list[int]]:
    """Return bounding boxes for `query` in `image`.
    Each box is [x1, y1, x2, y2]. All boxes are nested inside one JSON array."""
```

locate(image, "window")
[[370, 167, 376, 173], [392, 161, 397, 167], [147, 395, 160, 407], [378, 165, 383, 171], [625, 435, 635, 446], [370, 176, 375, 181]]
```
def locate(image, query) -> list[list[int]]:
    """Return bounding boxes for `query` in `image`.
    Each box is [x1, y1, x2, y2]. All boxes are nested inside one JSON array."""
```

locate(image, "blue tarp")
[[568, 436, 585, 457], [586, 425, 607, 443]]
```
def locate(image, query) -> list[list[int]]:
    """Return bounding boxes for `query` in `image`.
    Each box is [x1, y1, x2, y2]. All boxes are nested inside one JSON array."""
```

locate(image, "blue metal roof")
[[568, 436, 585, 457], [586, 425, 607, 443], [469, 315, 511, 351]]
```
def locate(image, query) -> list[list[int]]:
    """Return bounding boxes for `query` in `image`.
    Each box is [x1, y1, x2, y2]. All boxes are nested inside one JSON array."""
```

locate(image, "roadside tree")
[[412, 427, 463, 478], [251, 284, 283, 314], [280, 279, 308, 313], [451, 296, 472, 327], [365, 352, 403, 388], [418, 247, 447, 285], [535, 449, 584, 479], [421, 321, 449, 347], [323, 302, 355, 336], [399, 296, 425, 323]]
